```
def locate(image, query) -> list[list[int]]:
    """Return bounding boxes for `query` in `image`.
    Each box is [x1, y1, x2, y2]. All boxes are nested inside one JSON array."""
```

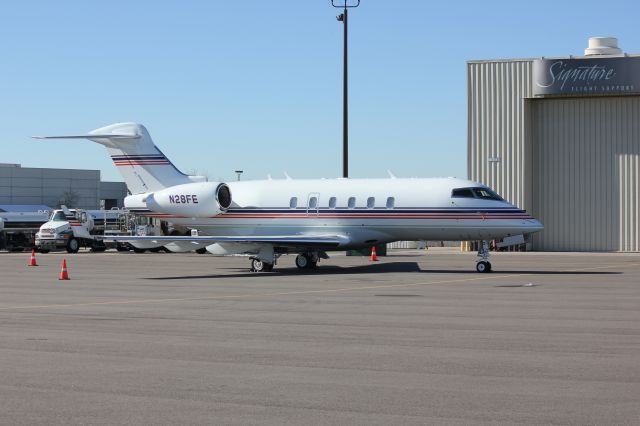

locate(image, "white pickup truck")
[[35, 206, 129, 253]]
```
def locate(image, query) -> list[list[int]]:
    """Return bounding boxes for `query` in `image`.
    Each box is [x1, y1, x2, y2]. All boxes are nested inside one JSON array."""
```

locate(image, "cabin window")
[[472, 187, 503, 201], [451, 188, 475, 198], [348, 197, 356, 209], [386, 197, 395, 208], [289, 197, 298, 208], [367, 197, 375, 209], [308, 197, 318, 208], [328, 197, 337, 209]]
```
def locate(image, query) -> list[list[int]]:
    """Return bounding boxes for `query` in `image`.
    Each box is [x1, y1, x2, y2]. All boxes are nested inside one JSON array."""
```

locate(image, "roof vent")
[[584, 37, 622, 56]]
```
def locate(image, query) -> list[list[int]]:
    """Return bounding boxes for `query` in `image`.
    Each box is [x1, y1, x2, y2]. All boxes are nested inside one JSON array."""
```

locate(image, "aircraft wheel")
[[251, 258, 273, 272], [66, 238, 80, 253], [133, 248, 147, 254], [38, 248, 50, 254], [476, 261, 491, 273], [295, 254, 309, 269], [295, 254, 318, 269], [195, 248, 207, 254]]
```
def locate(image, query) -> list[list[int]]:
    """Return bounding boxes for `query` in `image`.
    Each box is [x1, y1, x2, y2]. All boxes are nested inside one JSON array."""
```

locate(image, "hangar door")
[[530, 96, 640, 251]]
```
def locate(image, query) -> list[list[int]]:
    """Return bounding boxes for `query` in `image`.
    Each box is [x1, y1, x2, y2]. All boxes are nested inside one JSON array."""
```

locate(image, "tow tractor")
[[35, 206, 129, 253]]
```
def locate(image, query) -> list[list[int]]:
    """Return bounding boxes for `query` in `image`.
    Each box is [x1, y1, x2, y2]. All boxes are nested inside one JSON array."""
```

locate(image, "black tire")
[[38, 248, 50, 254], [251, 258, 273, 272], [296, 253, 317, 269], [149, 247, 162, 253], [251, 258, 264, 272], [295, 254, 309, 269], [476, 261, 490, 273], [66, 238, 80, 253], [195, 248, 207, 254], [133, 248, 147, 254], [116, 244, 129, 252]]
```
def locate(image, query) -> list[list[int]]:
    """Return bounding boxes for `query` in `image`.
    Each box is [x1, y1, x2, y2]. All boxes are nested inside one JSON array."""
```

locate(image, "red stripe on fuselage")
[[133, 213, 533, 220]]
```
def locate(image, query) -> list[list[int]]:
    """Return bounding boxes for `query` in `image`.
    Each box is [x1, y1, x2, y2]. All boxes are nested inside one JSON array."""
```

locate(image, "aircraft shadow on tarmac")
[[146, 261, 422, 280], [145, 262, 622, 280]]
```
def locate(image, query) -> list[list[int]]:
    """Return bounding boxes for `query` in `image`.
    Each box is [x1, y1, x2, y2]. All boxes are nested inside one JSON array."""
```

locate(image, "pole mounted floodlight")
[[332, 0, 360, 178], [235, 170, 243, 181]]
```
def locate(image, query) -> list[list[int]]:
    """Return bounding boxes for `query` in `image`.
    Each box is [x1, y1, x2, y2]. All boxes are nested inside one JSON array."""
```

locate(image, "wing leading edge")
[[102, 234, 349, 248]]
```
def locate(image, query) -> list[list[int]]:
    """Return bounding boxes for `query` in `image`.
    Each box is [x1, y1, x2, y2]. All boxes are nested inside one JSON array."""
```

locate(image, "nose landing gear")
[[475, 240, 492, 273]]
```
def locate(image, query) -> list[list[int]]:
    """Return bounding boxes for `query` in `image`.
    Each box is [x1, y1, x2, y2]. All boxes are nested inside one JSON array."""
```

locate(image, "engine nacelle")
[[144, 182, 232, 217]]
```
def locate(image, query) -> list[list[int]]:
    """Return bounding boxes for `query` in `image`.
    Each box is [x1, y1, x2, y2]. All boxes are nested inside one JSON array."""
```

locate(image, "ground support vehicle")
[[35, 207, 130, 253], [0, 211, 50, 251]]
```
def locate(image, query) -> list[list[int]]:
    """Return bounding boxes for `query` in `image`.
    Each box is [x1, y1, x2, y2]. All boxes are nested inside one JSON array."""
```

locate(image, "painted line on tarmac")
[[0, 262, 636, 312]]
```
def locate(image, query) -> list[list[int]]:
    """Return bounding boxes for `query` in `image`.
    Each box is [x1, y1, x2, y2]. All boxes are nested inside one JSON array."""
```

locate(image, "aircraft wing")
[[102, 234, 349, 248]]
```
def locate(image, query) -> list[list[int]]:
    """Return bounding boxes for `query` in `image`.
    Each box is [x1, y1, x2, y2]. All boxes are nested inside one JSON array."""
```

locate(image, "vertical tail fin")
[[34, 123, 193, 194]]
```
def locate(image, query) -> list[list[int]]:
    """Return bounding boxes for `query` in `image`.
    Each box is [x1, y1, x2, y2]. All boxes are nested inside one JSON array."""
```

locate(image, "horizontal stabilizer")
[[32, 123, 191, 194], [32, 134, 140, 140]]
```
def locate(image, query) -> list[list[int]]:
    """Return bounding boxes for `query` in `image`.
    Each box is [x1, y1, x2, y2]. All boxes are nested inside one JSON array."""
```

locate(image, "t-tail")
[[33, 122, 200, 194]]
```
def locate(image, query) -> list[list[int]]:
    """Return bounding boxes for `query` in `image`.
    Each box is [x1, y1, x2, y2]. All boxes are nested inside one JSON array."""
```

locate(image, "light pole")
[[332, 0, 360, 178], [235, 170, 243, 181]]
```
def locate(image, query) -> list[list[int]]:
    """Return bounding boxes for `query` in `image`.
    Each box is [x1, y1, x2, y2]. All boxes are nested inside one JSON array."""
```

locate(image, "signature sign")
[[533, 57, 640, 96]]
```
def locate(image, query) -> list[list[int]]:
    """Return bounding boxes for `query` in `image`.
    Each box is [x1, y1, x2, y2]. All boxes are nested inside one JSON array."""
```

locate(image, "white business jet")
[[35, 123, 543, 273]]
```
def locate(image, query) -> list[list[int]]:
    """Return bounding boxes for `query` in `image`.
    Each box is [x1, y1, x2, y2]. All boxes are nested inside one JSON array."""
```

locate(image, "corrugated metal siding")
[[388, 241, 419, 249], [531, 97, 640, 251], [467, 60, 533, 208], [468, 59, 640, 252], [619, 154, 639, 251]]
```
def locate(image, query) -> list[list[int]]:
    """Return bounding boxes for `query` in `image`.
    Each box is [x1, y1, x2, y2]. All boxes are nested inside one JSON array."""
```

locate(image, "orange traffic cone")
[[28, 249, 39, 267], [58, 259, 70, 280], [370, 246, 379, 262]]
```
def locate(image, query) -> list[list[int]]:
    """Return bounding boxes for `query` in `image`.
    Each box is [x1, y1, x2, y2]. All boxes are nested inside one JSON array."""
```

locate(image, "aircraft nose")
[[524, 218, 544, 233]]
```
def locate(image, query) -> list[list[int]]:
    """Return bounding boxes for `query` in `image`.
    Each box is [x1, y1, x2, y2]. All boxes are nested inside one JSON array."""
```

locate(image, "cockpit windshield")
[[451, 187, 503, 201], [451, 188, 475, 198], [472, 188, 503, 200]]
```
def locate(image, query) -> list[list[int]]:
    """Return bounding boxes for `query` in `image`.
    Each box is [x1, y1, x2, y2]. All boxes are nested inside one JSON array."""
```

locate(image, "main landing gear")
[[476, 240, 492, 273], [295, 253, 319, 270], [250, 258, 274, 272], [249, 252, 323, 272]]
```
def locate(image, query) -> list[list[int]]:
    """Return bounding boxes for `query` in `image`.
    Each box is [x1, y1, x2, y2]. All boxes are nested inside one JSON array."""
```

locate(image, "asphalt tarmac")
[[1, 249, 639, 425]]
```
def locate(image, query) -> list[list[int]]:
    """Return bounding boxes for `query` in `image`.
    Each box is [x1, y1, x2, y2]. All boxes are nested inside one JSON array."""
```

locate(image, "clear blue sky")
[[2, 0, 639, 183]]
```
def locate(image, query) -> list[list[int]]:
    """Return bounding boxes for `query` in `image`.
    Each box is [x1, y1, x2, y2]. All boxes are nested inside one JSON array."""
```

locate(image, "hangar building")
[[0, 163, 127, 210], [468, 37, 640, 251]]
